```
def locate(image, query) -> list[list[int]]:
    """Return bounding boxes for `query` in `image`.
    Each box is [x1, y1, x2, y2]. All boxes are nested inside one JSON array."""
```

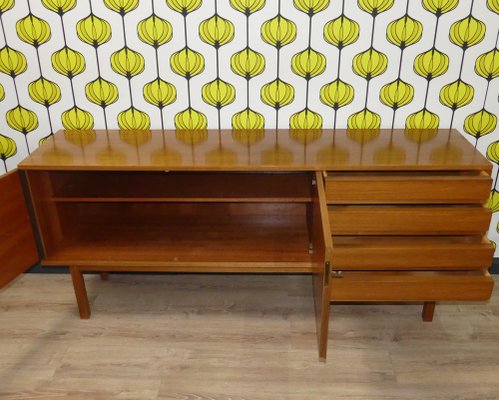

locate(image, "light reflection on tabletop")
[[20, 129, 490, 171]]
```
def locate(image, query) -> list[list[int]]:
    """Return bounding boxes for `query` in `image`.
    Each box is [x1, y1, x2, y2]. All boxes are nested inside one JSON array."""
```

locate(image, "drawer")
[[332, 236, 494, 270], [330, 270, 494, 302], [329, 205, 491, 235], [324, 171, 491, 204]]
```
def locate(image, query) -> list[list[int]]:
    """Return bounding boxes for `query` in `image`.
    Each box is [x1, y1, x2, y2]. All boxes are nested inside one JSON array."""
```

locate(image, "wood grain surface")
[[18, 129, 491, 172], [331, 236, 494, 270], [0, 171, 39, 288], [324, 171, 492, 204], [1, 273, 498, 399], [329, 205, 492, 235], [330, 270, 494, 302]]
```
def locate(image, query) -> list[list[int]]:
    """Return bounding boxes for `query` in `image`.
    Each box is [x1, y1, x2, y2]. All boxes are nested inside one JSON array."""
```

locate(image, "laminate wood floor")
[[1, 273, 498, 400]]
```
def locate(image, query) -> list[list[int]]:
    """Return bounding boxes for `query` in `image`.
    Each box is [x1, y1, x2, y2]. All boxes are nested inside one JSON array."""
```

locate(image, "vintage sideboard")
[[0, 128, 495, 361]]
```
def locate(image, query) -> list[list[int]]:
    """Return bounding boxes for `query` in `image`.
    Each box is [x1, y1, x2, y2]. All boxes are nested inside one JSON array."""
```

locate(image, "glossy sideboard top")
[[18, 129, 491, 172]]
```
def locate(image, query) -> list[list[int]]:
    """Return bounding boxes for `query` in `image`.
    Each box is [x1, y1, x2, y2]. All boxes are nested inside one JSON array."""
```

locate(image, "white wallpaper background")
[[0, 0, 499, 251]]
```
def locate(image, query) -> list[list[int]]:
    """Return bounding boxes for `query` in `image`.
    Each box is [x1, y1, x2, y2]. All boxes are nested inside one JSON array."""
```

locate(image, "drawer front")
[[329, 205, 491, 235], [330, 270, 494, 302], [332, 236, 494, 270], [325, 171, 491, 204]]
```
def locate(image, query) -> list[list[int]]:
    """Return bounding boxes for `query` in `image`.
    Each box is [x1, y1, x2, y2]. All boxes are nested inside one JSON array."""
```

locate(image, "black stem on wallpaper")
[[364, 15, 377, 111], [120, 13, 134, 109], [94, 46, 109, 131], [305, 14, 312, 110]]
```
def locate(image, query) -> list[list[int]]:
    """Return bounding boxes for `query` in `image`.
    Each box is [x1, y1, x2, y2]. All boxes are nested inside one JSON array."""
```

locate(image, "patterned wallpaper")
[[0, 0, 498, 247]]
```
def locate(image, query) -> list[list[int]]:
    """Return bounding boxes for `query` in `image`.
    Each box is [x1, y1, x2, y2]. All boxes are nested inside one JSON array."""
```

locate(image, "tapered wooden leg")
[[100, 272, 109, 281], [422, 301, 435, 322], [70, 266, 91, 319]]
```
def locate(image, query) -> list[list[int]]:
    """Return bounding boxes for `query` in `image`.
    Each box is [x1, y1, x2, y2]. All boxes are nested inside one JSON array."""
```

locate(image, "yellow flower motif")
[[138, 15, 173, 48], [290, 108, 323, 129], [166, 0, 203, 15], [406, 109, 439, 130], [77, 14, 112, 48], [261, 79, 294, 109], [320, 79, 354, 110], [352, 48, 388, 80], [61, 107, 94, 130], [347, 108, 381, 129], [487, 141, 499, 164], [293, 0, 330, 15], [230, 0, 265, 15], [413, 48, 449, 80], [290, 129, 322, 144], [487, 190, 499, 212], [85, 78, 119, 108], [202, 79, 236, 109], [176, 129, 207, 145], [118, 108, 151, 130], [488, 0, 499, 14], [422, 0, 459, 16], [380, 79, 414, 110], [199, 15, 234, 48], [16, 14, 51, 47], [386, 14, 422, 49], [120, 130, 152, 146], [111, 47, 145, 79], [475, 49, 499, 81], [28, 78, 61, 106], [232, 109, 265, 129], [103, 0, 139, 15], [0, 0, 14, 14], [323, 15, 359, 49], [449, 15, 485, 49], [439, 79, 474, 110], [464, 109, 497, 139], [143, 79, 176, 108], [231, 47, 265, 80], [0, 133, 17, 161], [0, 46, 27, 77], [261, 15, 296, 49], [171, 47, 205, 79], [0, 83, 4, 101], [357, 0, 394, 15], [41, 0, 76, 15], [291, 48, 326, 80], [52, 47, 86, 78], [232, 130, 265, 145], [6, 106, 39, 133], [175, 108, 208, 130]]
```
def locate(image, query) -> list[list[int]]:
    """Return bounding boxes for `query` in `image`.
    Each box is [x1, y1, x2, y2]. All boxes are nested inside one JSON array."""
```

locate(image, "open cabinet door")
[[0, 170, 39, 289], [310, 171, 333, 361]]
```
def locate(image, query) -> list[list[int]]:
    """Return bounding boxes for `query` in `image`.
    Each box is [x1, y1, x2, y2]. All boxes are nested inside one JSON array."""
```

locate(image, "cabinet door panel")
[[0, 170, 39, 289]]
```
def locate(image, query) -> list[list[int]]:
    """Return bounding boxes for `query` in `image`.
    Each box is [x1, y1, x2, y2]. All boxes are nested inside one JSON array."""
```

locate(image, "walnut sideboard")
[[0, 129, 495, 361]]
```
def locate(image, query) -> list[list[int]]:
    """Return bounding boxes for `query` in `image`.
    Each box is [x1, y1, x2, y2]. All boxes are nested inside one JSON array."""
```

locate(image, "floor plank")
[[0, 273, 498, 399]]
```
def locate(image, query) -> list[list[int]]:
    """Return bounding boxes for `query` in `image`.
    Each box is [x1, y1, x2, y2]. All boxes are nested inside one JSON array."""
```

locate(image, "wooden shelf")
[[42, 202, 312, 272], [46, 171, 312, 203]]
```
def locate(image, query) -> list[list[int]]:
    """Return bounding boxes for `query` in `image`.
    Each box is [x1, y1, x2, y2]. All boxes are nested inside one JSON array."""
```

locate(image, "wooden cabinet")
[[324, 166, 494, 312], [0, 128, 495, 361]]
